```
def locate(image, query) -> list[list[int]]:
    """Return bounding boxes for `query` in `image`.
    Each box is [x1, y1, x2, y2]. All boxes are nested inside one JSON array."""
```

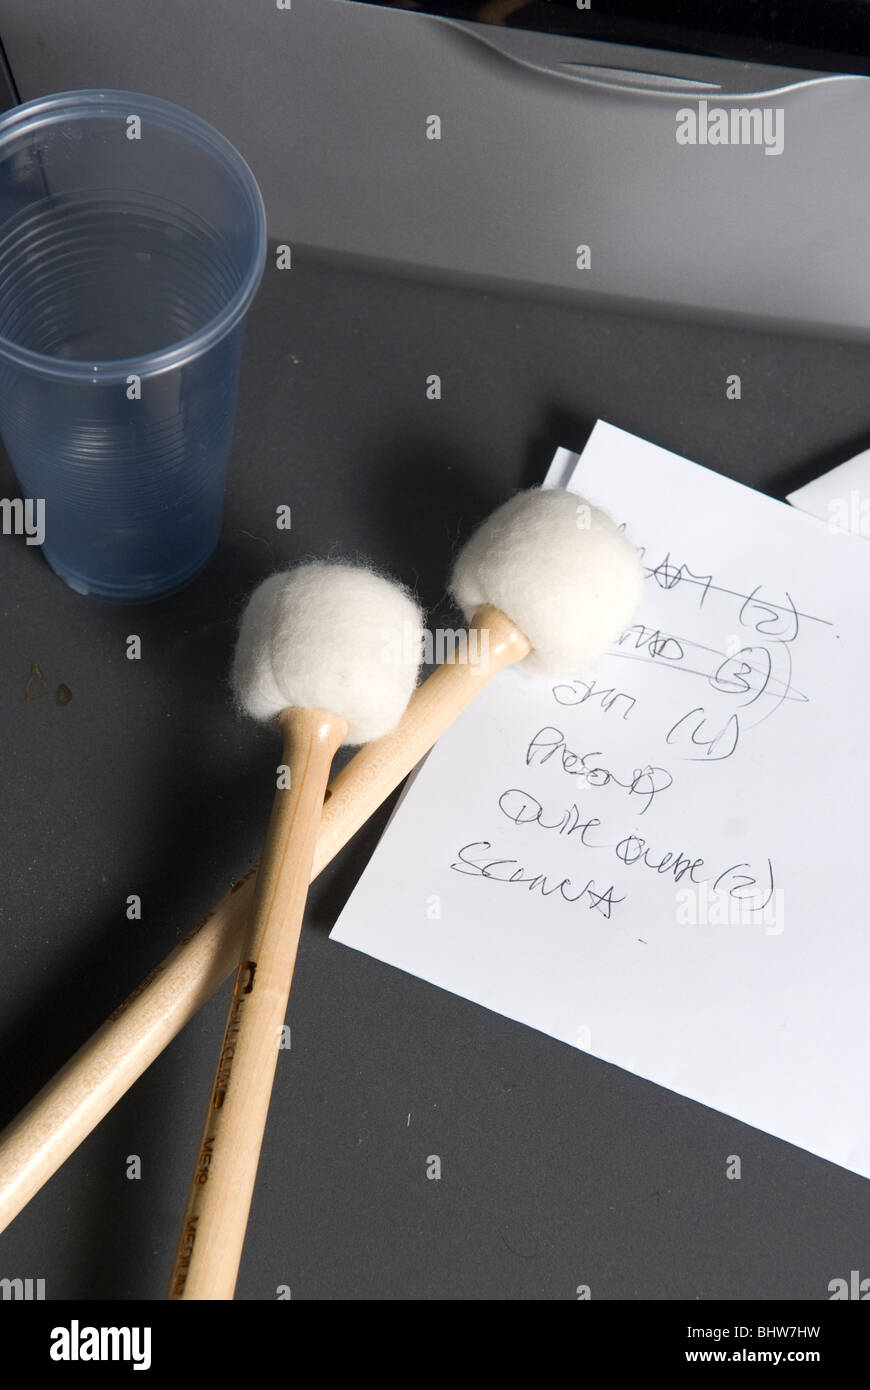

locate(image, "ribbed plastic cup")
[[0, 90, 267, 601]]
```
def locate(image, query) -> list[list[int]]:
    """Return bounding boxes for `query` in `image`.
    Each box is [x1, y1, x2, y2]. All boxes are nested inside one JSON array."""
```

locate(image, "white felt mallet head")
[[449, 486, 643, 675], [230, 561, 424, 743]]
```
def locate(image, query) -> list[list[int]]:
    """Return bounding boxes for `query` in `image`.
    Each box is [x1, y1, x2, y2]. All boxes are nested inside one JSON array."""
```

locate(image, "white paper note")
[[332, 422, 870, 1179]]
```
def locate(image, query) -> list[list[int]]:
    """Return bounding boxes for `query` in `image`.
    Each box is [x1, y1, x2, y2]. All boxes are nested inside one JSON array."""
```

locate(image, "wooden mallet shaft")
[[169, 706, 347, 1300]]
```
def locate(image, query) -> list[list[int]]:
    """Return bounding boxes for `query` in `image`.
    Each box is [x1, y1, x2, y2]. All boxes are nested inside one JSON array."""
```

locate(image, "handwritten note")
[[332, 422, 870, 1180]]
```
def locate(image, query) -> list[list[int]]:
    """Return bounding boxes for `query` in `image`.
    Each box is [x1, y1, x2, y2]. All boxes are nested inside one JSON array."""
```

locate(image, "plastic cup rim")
[[0, 88, 268, 383]]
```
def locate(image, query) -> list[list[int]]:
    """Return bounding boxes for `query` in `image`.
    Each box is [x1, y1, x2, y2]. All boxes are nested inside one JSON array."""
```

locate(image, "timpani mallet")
[[167, 561, 424, 1299]]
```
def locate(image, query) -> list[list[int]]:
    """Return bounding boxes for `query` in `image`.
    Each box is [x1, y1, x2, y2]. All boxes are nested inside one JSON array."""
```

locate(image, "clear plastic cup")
[[0, 90, 267, 601]]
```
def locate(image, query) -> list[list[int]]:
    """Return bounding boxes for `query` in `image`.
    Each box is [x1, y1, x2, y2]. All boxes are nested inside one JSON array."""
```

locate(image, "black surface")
[[1, 250, 870, 1299], [0, 34, 19, 111], [358, 0, 870, 76]]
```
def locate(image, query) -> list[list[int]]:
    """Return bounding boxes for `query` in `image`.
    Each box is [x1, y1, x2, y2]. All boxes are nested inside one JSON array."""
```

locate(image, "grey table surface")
[[1, 248, 869, 1301]]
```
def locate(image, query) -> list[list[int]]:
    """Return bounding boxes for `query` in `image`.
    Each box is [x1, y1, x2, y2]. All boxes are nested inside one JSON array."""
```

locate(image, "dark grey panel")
[[2, 0, 870, 336], [0, 251, 868, 1299]]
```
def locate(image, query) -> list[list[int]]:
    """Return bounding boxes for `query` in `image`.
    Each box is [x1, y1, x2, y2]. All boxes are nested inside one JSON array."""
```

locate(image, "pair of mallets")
[[0, 488, 643, 1297]]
